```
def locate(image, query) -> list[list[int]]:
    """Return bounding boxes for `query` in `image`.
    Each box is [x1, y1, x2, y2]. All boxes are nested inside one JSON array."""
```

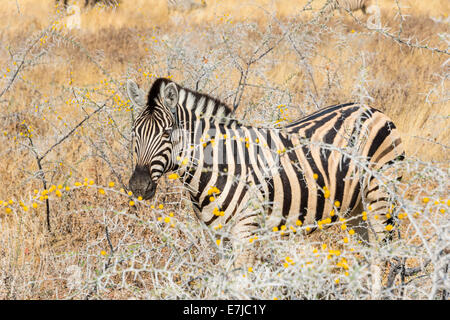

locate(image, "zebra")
[[127, 78, 405, 297], [323, 0, 375, 15], [84, 0, 120, 7], [167, 0, 207, 13], [55, 0, 119, 8]]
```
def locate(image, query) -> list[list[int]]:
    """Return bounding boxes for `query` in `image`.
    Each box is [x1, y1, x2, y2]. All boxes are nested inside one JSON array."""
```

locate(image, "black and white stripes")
[[127, 78, 405, 276], [323, 0, 374, 14]]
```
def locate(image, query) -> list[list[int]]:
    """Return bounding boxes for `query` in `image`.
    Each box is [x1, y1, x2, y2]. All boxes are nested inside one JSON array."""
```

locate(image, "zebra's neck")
[[170, 86, 235, 171], [174, 86, 235, 126]]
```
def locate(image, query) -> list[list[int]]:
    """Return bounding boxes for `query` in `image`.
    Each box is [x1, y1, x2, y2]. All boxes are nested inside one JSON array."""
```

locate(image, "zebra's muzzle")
[[128, 165, 157, 200]]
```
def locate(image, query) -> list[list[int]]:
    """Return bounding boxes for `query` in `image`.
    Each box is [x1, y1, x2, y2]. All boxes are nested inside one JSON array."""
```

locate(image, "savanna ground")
[[0, 0, 448, 299]]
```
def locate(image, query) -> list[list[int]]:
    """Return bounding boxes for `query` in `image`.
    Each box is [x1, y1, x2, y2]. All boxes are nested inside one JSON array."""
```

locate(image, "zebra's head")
[[127, 78, 179, 200]]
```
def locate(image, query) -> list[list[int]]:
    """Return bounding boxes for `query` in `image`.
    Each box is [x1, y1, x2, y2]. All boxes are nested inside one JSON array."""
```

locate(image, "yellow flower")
[[168, 173, 179, 180], [208, 186, 220, 196], [164, 217, 171, 223], [296, 219, 302, 226], [385, 224, 393, 231], [129, 200, 135, 206], [362, 211, 367, 221], [341, 224, 347, 231], [272, 226, 279, 232], [158, 204, 164, 209], [216, 239, 221, 246], [100, 250, 107, 256], [348, 229, 355, 235], [108, 182, 115, 187], [248, 267, 253, 273], [422, 197, 430, 204], [98, 189, 105, 195], [32, 203, 38, 209], [334, 201, 340, 207]]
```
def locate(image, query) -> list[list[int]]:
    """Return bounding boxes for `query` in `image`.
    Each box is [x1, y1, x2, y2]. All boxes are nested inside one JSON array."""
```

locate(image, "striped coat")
[[127, 78, 404, 295], [56, 0, 119, 7], [324, 0, 374, 14]]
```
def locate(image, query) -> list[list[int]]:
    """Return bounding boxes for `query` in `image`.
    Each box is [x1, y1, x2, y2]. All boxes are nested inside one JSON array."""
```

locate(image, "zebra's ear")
[[160, 82, 178, 113], [127, 79, 147, 110]]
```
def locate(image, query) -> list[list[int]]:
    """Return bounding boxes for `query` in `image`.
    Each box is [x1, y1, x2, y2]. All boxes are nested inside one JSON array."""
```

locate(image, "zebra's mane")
[[147, 78, 234, 123]]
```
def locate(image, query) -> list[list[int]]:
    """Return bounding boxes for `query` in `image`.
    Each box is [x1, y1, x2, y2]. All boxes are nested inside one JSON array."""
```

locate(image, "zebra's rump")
[[268, 103, 403, 228]]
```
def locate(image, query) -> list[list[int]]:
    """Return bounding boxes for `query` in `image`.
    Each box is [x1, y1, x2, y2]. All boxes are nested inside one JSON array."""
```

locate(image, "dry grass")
[[0, 0, 448, 299]]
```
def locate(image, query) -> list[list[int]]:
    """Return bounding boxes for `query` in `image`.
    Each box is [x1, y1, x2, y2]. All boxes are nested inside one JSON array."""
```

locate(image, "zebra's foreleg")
[[362, 173, 397, 299], [230, 213, 260, 270]]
